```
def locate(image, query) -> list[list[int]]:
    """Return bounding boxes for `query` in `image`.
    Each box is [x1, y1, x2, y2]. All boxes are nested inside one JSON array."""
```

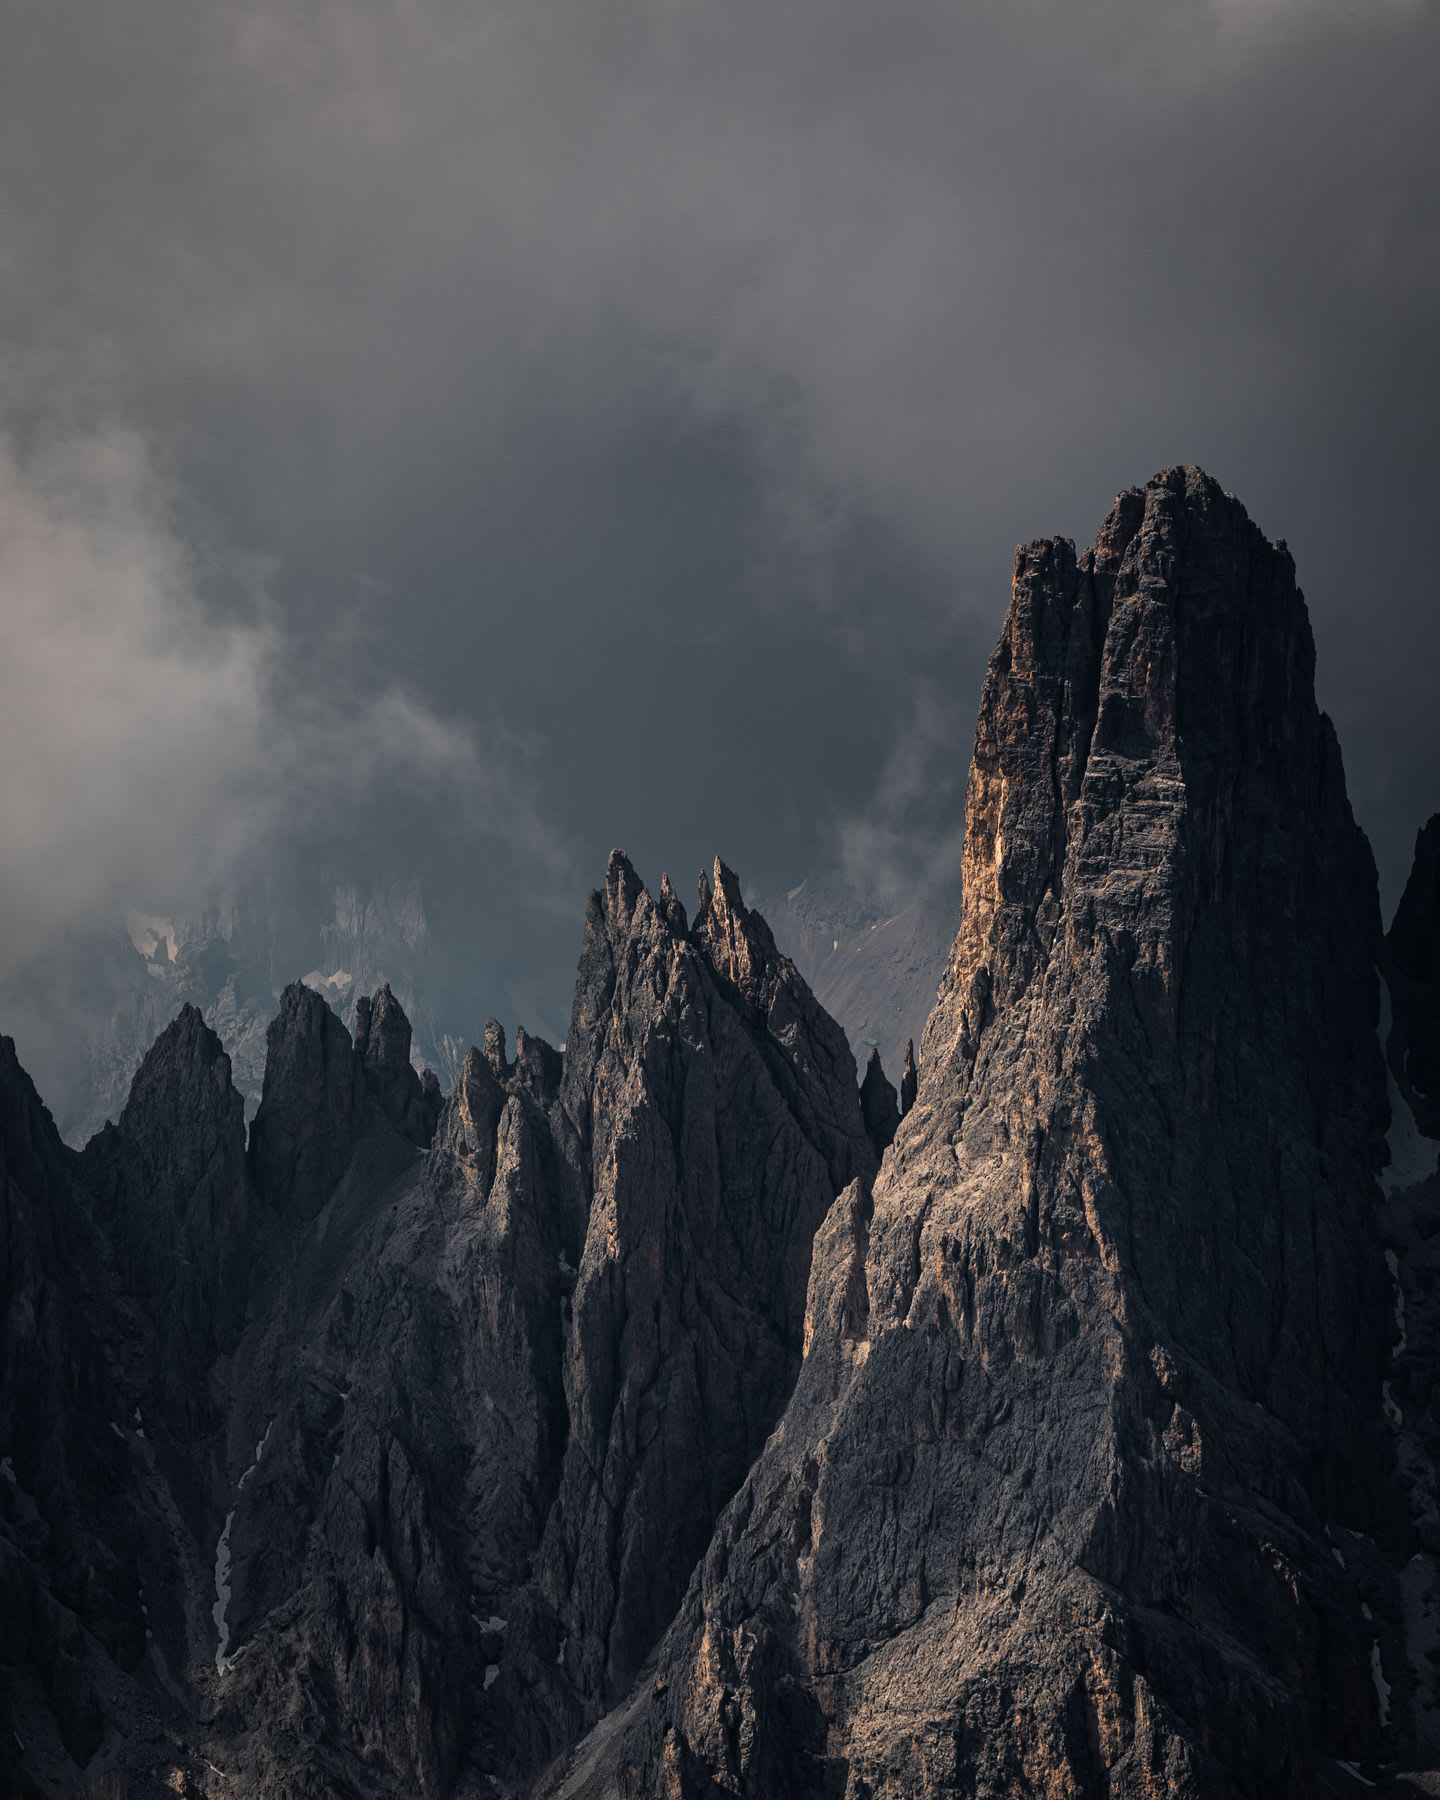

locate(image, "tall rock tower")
[[554, 468, 1394, 1799]]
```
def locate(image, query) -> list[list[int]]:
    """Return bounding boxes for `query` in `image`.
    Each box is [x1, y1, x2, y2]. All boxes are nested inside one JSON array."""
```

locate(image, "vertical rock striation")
[[82, 1005, 250, 1382], [549, 467, 1393, 1799], [900, 1037, 918, 1117], [8, 467, 1425, 1799], [501, 852, 874, 1771], [247, 981, 365, 1221], [860, 1047, 901, 1160], [354, 981, 442, 1147]]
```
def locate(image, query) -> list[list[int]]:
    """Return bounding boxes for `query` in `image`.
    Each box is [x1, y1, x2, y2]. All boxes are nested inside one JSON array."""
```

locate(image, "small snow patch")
[[1332, 1546, 1346, 1569], [0, 1457, 15, 1486], [484, 1665, 500, 1690], [109, 1422, 125, 1441], [302, 968, 354, 996], [1337, 1761, 1375, 1788], [1370, 1640, 1391, 1726]]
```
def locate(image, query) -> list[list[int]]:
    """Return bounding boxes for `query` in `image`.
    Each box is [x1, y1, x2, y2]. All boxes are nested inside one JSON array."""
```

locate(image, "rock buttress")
[[546, 468, 1394, 1800]]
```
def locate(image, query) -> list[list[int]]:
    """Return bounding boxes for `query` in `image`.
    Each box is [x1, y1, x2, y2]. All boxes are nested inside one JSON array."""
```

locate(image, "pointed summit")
[[82, 1002, 249, 1370], [900, 1037, 918, 1115], [248, 982, 361, 1221], [602, 848, 646, 928], [858, 1046, 900, 1159], [570, 469, 1392, 1798], [354, 983, 438, 1146], [503, 848, 871, 1760], [691, 855, 781, 991], [658, 871, 688, 936]]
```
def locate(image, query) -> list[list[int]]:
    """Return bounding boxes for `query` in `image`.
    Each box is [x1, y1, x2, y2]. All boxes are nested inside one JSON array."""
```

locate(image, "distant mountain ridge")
[[4, 865, 567, 1146], [756, 872, 958, 1088], [15, 860, 949, 1157]]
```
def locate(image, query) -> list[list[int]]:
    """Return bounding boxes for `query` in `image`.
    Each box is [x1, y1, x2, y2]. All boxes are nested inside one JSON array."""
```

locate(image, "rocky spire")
[[690, 853, 875, 1197], [859, 1045, 900, 1159], [692, 854, 770, 989], [3, 1032, 209, 1771], [658, 871, 688, 936], [82, 1003, 249, 1366], [559, 468, 1393, 1798], [899, 1036, 918, 1114], [247, 981, 363, 1221], [426, 1041, 507, 1209], [513, 1025, 562, 1101], [499, 851, 872, 1768], [353, 982, 439, 1146]]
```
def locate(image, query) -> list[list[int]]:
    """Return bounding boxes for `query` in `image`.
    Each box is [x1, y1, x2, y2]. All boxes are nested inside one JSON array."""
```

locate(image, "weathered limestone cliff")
[[545, 468, 1398, 1799]]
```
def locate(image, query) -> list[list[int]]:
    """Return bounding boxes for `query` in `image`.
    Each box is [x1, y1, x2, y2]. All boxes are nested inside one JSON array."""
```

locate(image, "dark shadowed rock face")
[[548, 468, 1394, 1800], [82, 1005, 249, 1377], [247, 981, 364, 1221], [1, 1026, 257, 1797], [1376, 816, 1440, 1777], [354, 980, 442, 1145], [497, 852, 874, 1772], [1389, 816, 1440, 1139], [211, 1013, 573, 1800], [859, 1046, 900, 1159], [1, 1038, 124, 1780], [248, 979, 440, 1227], [900, 1037, 918, 1115]]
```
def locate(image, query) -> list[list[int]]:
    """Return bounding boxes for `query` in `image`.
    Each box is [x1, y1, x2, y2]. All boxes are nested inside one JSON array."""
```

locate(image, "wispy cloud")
[[0, 419, 569, 973]]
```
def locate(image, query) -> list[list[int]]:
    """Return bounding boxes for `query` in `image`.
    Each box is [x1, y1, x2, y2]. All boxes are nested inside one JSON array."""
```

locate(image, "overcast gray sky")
[[1, 0, 1436, 1030]]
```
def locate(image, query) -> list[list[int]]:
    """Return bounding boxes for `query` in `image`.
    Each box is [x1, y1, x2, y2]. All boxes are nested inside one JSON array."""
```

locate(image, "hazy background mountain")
[[14, 852, 956, 1146]]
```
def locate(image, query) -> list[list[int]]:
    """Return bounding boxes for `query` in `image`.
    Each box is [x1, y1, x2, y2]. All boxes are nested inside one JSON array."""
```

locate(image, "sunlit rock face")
[[548, 469, 1398, 1800]]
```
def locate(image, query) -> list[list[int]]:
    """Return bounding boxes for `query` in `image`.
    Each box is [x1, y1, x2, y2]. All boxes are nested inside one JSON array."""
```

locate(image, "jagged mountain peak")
[[692, 852, 783, 990], [557, 473, 1394, 1799], [658, 869, 688, 935], [115, 1000, 236, 1120], [859, 1043, 900, 1160], [5, 479, 1435, 1799], [600, 845, 648, 928]]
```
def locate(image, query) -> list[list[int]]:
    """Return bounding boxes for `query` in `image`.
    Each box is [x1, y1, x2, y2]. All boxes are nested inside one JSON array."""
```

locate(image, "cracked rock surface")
[[6, 468, 1440, 1799]]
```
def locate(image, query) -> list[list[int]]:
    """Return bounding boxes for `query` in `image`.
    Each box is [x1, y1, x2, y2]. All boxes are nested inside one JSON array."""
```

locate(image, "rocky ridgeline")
[[3, 468, 1439, 1799], [1, 841, 877, 1796]]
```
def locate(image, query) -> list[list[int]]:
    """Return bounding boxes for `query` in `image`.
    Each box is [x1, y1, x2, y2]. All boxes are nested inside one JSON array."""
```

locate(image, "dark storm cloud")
[[1, 0, 1436, 1023]]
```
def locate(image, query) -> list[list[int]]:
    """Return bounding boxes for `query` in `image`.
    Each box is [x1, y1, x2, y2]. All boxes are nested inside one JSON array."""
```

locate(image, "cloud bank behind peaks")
[[0, 421, 572, 1090]]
